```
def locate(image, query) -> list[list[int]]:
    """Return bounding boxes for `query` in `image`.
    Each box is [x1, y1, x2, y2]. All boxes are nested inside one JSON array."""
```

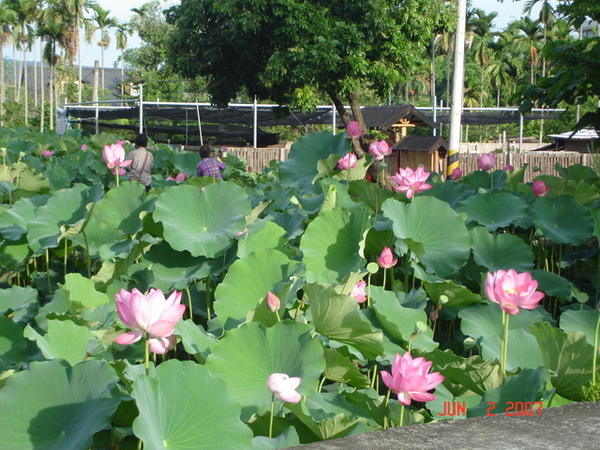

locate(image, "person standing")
[[196, 145, 226, 180], [126, 133, 154, 191]]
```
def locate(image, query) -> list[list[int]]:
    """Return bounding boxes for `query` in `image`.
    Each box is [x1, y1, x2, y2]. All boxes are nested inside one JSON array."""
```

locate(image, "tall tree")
[[524, 0, 556, 77], [166, 0, 449, 183], [91, 5, 117, 89], [469, 8, 498, 107], [115, 20, 132, 97], [0, 5, 17, 126], [515, 16, 543, 84]]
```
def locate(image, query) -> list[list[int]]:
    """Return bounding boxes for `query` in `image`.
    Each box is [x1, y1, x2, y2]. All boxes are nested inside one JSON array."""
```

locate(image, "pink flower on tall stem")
[[337, 152, 357, 170], [351, 280, 367, 303], [477, 152, 497, 171], [266, 373, 302, 403], [81, 144, 87, 151], [449, 167, 462, 181], [41, 150, 53, 157], [381, 352, 444, 405], [102, 143, 131, 174], [378, 247, 398, 269], [167, 172, 186, 183], [503, 164, 514, 171], [346, 121, 364, 139], [531, 180, 549, 197], [484, 269, 544, 315], [114, 288, 186, 354], [369, 140, 391, 161], [266, 291, 281, 312], [391, 166, 432, 198]]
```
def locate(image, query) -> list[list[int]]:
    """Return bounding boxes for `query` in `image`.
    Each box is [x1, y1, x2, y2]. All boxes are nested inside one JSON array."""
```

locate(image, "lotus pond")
[[0, 126, 599, 449]]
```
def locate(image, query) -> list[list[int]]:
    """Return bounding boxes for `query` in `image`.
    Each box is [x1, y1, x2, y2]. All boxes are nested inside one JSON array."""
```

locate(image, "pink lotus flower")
[[266, 291, 280, 312], [391, 166, 432, 198], [381, 352, 444, 405], [346, 121, 364, 140], [266, 373, 302, 403], [378, 247, 398, 269], [503, 165, 514, 171], [531, 180, 549, 197], [81, 144, 87, 151], [369, 140, 391, 161], [477, 152, 497, 171], [41, 150, 53, 157], [102, 143, 131, 172], [450, 167, 462, 181], [351, 280, 367, 303], [149, 335, 177, 354], [114, 288, 186, 354], [167, 173, 186, 183], [116, 168, 126, 176], [338, 152, 357, 170], [484, 269, 544, 315]]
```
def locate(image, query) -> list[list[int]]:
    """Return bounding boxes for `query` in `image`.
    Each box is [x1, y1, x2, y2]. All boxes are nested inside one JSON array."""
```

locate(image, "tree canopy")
[[165, 0, 453, 119]]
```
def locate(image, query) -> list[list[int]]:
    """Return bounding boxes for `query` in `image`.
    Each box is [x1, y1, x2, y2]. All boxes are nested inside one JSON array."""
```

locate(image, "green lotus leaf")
[[468, 367, 549, 417], [300, 207, 370, 284], [532, 195, 593, 245], [0, 239, 31, 270], [423, 280, 484, 308], [0, 359, 120, 449], [214, 248, 299, 324], [279, 131, 351, 192], [323, 348, 370, 388], [304, 284, 383, 359], [204, 321, 325, 421], [560, 309, 600, 347], [175, 319, 217, 363], [555, 163, 599, 183], [422, 179, 468, 208], [369, 285, 438, 352], [286, 391, 373, 439], [470, 226, 534, 272], [531, 268, 572, 299], [62, 273, 111, 313], [237, 219, 288, 258], [427, 383, 482, 421], [139, 240, 213, 291], [0, 315, 28, 371], [382, 196, 470, 277], [24, 319, 98, 365], [26, 183, 103, 253], [531, 322, 596, 401], [457, 192, 529, 231], [0, 195, 48, 240], [153, 183, 250, 258], [0, 285, 38, 323], [459, 304, 545, 371], [441, 356, 503, 397], [131, 360, 253, 450], [348, 179, 396, 213]]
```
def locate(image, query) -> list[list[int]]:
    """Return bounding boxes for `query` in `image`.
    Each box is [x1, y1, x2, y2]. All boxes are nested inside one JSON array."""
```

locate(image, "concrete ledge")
[[292, 402, 600, 450]]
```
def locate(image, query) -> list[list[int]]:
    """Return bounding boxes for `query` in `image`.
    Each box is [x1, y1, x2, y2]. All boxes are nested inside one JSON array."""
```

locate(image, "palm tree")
[[0, 4, 18, 126], [523, 0, 556, 77], [469, 8, 498, 107], [91, 5, 118, 90], [115, 20, 132, 97], [515, 17, 543, 84]]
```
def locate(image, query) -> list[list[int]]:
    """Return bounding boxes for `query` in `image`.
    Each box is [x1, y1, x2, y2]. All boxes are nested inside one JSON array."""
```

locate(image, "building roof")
[[548, 128, 599, 140], [392, 135, 449, 153]]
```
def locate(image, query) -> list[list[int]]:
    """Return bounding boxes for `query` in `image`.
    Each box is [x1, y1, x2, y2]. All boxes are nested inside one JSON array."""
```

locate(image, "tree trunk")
[[0, 44, 4, 126]]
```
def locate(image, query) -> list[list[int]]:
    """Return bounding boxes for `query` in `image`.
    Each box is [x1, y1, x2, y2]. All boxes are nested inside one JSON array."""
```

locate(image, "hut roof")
[[357, 105, 438, 129], [392, 136, 449, 154], [548, 128, 599, 141]]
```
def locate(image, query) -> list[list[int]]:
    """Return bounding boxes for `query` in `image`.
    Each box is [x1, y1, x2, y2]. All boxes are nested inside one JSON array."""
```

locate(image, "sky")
[[81, 0, 558, 68]]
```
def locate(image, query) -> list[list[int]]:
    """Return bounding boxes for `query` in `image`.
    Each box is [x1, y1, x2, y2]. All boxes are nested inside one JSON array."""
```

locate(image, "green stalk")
[[185, 288, 193, 320], [144, 336, 150, 376], [269, 397, 275, 438], [383, 390, 391, 430], [403, 251, 410, 290], [399, 404, 405, 427], [205, 275, 212, 320], [367, 273, 372, 307], [370, 363, 378, 389], [500, 310, 509, 375], [593, 312, 600, 385], [45, 249, 52, 295]]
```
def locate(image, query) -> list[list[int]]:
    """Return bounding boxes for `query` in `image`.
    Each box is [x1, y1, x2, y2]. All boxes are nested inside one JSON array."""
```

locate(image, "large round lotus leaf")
[[0, 359, 120, 449], [153, 183, 250, 258], [214, 248, 299, 323], [26, 183, 104, 253], [204, 321, 325, 421], [0, 195, 48, 240], [0, 315, 27, 371], [279, 131, 351, 192], [139, 240, 213, 291], [470, 226, 534, 272], [237, 219, 288, 258], [300, 207, 370, 284], [457, 192, 529, 231], [381, 196, 470, 277], [532, 195, 593, 245], [131, 360, 253, 450]]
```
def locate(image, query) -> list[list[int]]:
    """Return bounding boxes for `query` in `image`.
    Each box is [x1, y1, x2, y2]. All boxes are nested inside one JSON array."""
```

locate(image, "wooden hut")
[[392, 135, 449, 174]]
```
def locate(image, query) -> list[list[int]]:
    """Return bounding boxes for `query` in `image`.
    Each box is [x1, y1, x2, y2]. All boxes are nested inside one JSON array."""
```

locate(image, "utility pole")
[[447, 0, 467, 178]]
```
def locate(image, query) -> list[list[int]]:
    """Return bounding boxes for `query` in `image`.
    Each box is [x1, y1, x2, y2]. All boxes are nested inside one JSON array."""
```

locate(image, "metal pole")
[[447, 0, 467, 177], [253, 96, 258, 148], [332, 104, 336, 134], [138, 84, 144, 134], [519, 113, 524, 153], [95, 102, 99, 135], [196, 103, 204, 145]]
